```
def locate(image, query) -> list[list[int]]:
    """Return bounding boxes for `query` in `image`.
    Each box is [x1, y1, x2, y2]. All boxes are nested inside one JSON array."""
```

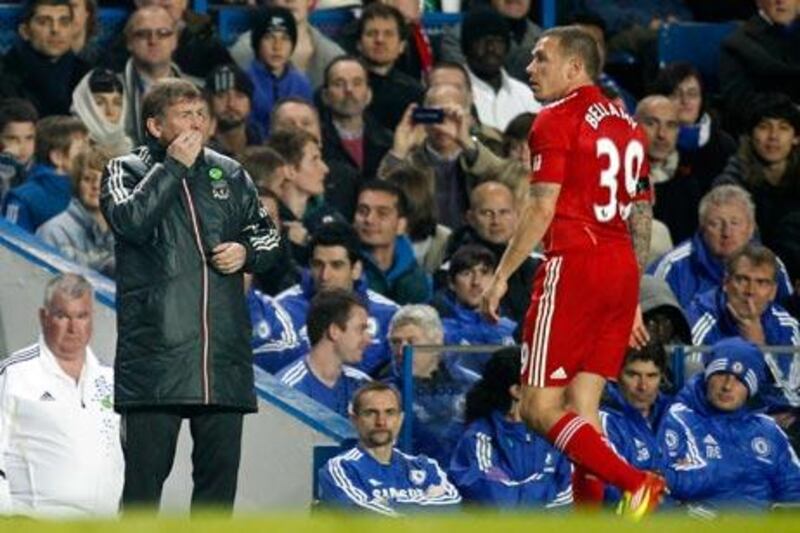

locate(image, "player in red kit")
[[481, 26, 664, 519]]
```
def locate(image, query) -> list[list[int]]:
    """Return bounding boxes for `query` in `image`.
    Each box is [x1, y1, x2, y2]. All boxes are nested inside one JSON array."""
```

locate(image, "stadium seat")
[[214, 5, 461, 47], [657, 21, 739, 93]]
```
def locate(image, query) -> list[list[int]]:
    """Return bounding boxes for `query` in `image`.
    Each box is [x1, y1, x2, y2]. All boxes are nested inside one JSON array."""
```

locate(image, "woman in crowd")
[[652, 62, 736, 196], [69, 0, 102, 64], [71, 68, 133, 155]]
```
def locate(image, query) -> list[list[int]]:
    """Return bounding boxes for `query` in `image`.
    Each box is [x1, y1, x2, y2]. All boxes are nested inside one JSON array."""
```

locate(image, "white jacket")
[[0, 338, 124, 517]]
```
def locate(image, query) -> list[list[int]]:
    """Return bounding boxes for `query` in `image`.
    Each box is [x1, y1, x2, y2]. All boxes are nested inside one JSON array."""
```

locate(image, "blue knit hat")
[[703, 337, 766, 398]]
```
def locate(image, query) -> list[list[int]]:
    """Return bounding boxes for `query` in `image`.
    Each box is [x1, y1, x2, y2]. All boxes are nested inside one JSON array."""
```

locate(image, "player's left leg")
[[565, 372, 608, 507], [544, 372, 647, 499]]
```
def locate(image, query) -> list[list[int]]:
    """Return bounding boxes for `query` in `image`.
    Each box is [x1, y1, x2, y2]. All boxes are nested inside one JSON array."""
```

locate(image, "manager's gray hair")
[[388, 305, 444, 344], [43, 273, 93, 309], [698, 184, 755, 226]]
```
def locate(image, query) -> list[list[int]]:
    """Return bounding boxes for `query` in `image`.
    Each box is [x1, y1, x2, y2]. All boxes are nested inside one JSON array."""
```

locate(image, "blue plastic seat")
[[658, 21, 738, 92]]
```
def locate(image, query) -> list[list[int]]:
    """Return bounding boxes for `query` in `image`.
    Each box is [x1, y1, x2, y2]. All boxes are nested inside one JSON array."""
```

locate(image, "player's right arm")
[[482, 182, 561, 322]]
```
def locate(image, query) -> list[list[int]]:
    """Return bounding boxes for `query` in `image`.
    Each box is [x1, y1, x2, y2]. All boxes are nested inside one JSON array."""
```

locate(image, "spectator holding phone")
[[377, 84, 512, 230]]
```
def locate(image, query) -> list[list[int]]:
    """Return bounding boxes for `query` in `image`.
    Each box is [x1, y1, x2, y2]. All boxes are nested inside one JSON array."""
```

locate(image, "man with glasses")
[[120, 5, 186, 144], [0, 0, 90, 117], [103, 0, 233, 82]]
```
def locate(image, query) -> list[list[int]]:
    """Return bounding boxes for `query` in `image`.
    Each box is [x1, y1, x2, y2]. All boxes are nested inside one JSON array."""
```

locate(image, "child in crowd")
[[2, 116, 88, 232], [0, 98, 38, 203], [247, 6, 313, 139]]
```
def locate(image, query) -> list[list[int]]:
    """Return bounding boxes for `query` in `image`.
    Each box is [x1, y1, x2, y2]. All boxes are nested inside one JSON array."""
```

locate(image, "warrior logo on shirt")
[[212, 180, 230, 201]]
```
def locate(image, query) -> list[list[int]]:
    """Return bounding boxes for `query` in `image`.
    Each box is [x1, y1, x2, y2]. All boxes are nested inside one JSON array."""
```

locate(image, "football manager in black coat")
[[101, 78, 281, 511]]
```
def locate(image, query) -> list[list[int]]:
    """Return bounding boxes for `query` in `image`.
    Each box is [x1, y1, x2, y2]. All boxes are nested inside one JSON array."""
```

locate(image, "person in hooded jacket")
[[648, 184, 793, 310], [433, 244, 516, 375], [657, 337, 800, 513], [71, 68, 133, 156]]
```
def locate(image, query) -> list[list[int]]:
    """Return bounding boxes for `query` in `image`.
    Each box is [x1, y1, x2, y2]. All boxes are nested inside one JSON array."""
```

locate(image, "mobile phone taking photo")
[[411, 107, 445, 124]]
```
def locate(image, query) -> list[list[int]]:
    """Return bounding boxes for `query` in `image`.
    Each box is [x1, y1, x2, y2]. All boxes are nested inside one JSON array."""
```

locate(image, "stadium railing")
[[398, 342, 800, 454]]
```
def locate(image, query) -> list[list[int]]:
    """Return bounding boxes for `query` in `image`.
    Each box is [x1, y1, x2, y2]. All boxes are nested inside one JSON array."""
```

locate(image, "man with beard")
[[317, 381, 462, 514], [461, 8, 540, 132], [205, 64, 261, 158], [320, 56, 392, 184]]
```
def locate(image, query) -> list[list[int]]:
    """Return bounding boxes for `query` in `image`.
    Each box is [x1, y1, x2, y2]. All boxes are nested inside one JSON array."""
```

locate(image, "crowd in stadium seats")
[[1, 0, 800, 519]]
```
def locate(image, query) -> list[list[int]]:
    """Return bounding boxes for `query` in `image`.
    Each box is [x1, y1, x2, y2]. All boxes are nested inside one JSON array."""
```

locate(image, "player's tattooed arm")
[[628, 199, 653, 275], [529, 182, 560, 200]]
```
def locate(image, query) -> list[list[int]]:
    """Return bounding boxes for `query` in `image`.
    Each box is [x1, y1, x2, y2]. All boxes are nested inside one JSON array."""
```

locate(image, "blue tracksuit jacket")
[[2, 163, 71, 232], [657, 375, 800, 511], [648, 233, 792, 310], [600, 383, 672, 503], [318, 445, 461, 515], [276, 357, 370, 417], [386, 362, 477, 468], [248, 271, 399, 375], [687, 287, 800, 410], [448, 410, 573, 508]]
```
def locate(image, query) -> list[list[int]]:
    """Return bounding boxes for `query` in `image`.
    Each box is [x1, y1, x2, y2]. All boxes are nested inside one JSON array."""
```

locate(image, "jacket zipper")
[[181, 180, 211, 404]]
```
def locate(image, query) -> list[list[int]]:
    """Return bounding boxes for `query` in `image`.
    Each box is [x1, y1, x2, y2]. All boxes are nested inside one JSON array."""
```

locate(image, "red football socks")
[[572, 465, 605, 506], [547, 412, 645, 493]]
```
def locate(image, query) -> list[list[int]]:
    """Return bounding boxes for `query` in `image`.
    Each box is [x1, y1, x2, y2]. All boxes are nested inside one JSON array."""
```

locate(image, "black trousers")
[[121, 406, 244, 513]]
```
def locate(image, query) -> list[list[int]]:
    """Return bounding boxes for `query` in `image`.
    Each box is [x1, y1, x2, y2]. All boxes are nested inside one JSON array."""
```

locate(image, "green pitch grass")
[[2, 511, 799, 533]]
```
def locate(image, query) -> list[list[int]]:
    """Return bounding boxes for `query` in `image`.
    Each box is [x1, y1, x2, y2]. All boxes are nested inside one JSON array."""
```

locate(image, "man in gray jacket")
[[101, 78, 280, 511]]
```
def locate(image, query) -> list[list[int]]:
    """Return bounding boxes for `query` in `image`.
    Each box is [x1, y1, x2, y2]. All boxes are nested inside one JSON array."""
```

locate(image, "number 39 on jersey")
[[593, 137, 645, 223]]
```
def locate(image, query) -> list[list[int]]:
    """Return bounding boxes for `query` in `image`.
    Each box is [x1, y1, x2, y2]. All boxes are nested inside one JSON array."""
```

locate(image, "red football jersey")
[[528, 85, 651, 254]]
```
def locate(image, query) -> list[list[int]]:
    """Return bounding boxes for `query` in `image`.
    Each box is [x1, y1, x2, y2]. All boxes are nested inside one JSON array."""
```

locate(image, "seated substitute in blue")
[[275, 289, 371, 417], [318, 382, 461, 515], [249, 221, 398, 375], [600, 343, 672, 505], [657, 337, 800, 513], [648, 185, 792, 310], [449, 347, 573, 508]]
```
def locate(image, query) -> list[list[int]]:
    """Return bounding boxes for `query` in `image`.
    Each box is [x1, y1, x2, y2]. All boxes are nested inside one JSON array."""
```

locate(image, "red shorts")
[[520, 244, 639, 387]]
